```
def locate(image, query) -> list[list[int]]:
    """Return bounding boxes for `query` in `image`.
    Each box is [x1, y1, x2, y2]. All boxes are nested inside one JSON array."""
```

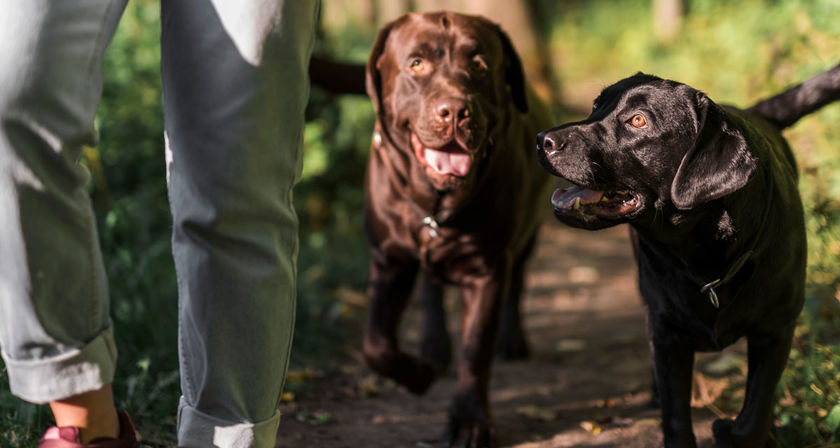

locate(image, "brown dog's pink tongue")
[[424, 148, 471, 176]]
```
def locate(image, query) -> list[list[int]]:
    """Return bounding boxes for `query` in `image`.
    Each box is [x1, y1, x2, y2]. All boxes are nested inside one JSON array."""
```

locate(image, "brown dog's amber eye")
[[409, 58, 425, 73], [630, 114, 647, 128], [471, 56, 488, 72]]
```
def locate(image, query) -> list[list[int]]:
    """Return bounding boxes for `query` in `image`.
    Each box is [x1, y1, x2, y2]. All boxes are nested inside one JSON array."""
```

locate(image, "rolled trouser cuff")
[[1, 326, 116, 404], [177, 396, 282, 448]]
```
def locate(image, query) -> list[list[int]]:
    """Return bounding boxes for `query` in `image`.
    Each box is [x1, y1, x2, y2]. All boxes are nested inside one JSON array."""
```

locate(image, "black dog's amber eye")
[[630, 114, 647, 128], [409, 58, 425, 73]]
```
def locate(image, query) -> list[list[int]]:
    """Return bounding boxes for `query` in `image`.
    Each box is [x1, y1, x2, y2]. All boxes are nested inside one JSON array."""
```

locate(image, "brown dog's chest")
[[399, 208, 504, 283]]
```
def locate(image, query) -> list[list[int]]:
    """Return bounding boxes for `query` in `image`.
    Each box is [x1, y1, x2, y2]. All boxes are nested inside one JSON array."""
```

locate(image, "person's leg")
[[0, 0, 127, 441], [160, 1, 317, 446], [48, 385, 119, 441]]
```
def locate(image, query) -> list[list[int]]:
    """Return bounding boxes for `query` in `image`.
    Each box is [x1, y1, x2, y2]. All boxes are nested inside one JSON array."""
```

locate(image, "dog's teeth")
[[573, 197, 581, 210]]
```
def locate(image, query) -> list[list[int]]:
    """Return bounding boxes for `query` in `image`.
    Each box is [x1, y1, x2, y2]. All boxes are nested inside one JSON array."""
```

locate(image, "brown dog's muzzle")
[[412, 95, 485, 178]]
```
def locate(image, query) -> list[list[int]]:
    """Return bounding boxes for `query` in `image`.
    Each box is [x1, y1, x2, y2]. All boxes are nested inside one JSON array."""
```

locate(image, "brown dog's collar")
[[422, 216, 441, 238]]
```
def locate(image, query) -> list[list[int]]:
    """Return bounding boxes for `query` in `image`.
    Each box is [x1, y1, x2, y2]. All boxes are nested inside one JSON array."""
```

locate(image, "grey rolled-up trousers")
[[0, 0, 316, 446]]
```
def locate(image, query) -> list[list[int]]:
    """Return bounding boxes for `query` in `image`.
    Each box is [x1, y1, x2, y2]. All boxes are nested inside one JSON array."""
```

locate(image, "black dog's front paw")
[[712, 418, 735, 448], [712, 418, 777, 448], [444, 417, 495, 448]]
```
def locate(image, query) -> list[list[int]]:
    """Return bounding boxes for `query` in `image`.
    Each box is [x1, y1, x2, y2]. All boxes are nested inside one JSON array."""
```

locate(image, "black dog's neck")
[[634, 167, 772, 292]]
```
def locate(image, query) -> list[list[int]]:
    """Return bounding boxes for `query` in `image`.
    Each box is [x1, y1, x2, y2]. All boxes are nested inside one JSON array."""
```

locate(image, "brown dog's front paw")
[[363, 342, 439, 395], [387, 353, 438, 395], [402, 357, 438, 395]]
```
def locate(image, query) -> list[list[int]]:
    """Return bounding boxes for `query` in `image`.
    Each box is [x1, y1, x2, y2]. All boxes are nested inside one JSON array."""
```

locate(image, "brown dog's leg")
[[651, 323, 698, 448], [496, 235, 536, 361], [420, 271, 451, 371], [713, 324, 794, 448], [445, 271, 507, 448], [363, 257, 439, 395]]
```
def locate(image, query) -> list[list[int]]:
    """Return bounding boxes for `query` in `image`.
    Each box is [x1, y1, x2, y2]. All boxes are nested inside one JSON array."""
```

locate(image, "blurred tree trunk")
[[372, 0, 561, 108], [376, 0, 411, 25], [321, 0, 375, 36], [653, 0, 682, 44]]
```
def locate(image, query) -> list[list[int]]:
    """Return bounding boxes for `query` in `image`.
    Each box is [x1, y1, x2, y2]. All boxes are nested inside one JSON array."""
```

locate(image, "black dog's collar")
[[700, 250, 754, 308], [697, 168, 773, 309]]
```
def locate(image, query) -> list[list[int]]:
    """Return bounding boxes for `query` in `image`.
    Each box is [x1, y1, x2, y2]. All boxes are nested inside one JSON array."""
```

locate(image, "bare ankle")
[[49, 384, 120, 442]]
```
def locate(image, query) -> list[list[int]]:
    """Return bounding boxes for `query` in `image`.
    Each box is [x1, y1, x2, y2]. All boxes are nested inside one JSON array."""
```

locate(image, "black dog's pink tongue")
[[552, 186, 605, 210]]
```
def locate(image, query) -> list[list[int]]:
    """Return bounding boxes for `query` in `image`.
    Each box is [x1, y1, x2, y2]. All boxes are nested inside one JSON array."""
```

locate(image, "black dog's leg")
[[445, 267, 508, 448], [496, 235, 536, 361], [713, 324, 794, 448], [420, 270, 451, 371], [651, 326, 698, 448], [363, 256, 438, 395]]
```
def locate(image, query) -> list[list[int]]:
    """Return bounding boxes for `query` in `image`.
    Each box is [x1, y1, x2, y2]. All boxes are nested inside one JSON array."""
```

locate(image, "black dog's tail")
[[749, 63, 840, 129]]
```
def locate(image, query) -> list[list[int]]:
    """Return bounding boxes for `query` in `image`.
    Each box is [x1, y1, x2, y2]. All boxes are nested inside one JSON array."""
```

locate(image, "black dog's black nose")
[[537, 131, 562, 154]]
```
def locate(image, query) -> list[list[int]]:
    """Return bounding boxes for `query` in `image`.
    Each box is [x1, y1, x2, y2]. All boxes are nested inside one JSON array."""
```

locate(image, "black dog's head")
[[367, 11, 528, 191], [537, 73, 756, 230]]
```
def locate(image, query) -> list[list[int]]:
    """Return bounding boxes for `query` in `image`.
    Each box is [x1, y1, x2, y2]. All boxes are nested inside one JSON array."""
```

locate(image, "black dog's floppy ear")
[[366, 16, 407, 116], [670, 94, 756, 210], [492, 24, 528, 113]]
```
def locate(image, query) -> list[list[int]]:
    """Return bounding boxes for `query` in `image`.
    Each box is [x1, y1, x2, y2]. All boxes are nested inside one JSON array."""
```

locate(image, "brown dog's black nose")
[[434, 97, 470, 123]]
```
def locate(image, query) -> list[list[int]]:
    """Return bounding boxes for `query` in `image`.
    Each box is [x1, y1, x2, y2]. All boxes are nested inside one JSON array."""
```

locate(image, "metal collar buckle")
[[700, 279, 722, 309], [422, 216, 441, 238]]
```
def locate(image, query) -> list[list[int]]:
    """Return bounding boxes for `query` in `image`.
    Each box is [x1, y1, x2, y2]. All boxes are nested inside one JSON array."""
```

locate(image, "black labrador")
[[537, 64, 840, 447]]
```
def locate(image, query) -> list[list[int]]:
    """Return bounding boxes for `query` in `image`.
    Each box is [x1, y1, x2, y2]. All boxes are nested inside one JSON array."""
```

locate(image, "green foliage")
[[293, 93, 374, 364]]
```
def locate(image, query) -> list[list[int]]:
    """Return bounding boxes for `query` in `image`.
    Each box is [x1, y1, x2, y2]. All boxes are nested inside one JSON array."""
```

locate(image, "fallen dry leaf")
[[517, 405, 557, 421], [580, 420, 602, 435]]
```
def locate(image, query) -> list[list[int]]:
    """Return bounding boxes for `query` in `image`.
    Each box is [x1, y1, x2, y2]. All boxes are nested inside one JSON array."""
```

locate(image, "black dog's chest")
[[637, 249, 754, 351], [649, 287, 745, 351]]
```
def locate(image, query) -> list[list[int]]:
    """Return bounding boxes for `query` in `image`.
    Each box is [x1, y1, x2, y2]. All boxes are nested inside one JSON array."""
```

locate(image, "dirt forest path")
[[275, 220, 726, 448]]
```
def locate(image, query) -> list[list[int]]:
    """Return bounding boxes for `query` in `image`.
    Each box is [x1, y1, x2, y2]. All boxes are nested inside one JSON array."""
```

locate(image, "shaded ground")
[[276, 220, 743, 448]]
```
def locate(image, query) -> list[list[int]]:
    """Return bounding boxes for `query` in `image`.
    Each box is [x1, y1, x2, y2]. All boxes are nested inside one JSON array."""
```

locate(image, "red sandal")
[[38, 410, 140, 448]]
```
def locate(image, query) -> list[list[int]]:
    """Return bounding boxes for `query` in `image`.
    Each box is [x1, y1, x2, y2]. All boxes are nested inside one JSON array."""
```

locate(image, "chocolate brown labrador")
[[362, 11, 553, 447], [537, 64, 840, 447]]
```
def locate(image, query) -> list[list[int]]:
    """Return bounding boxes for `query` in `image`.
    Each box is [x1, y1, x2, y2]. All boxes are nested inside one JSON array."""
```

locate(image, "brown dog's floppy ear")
[[366, 16, 407, 116], [492, 24, 528, 113], [670, 94, 756, 210]]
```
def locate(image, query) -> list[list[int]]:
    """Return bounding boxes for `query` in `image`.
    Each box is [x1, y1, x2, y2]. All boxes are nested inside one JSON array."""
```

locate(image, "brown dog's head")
[[367, 11, 528, 191]]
